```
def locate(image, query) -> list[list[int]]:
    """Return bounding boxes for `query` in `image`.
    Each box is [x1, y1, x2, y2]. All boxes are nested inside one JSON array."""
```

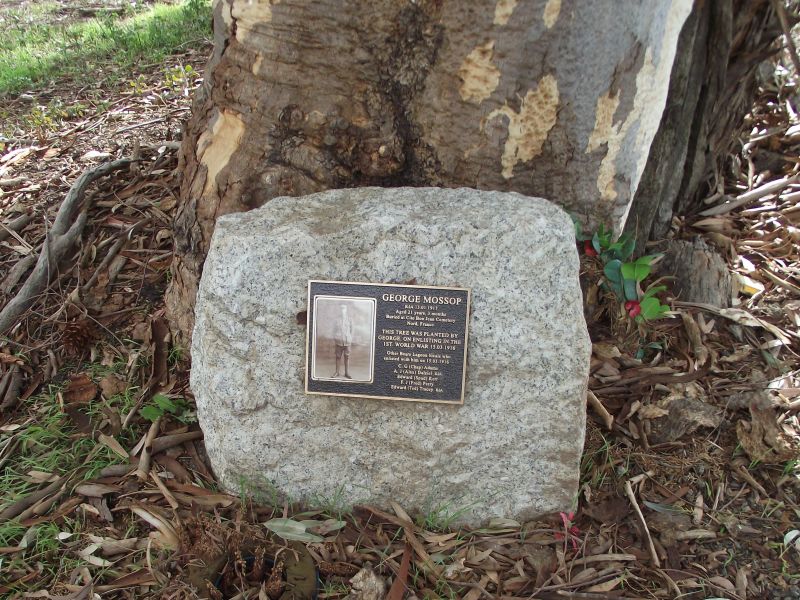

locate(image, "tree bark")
[[167, 0, 780, 342], [624, 0, 781, 249]]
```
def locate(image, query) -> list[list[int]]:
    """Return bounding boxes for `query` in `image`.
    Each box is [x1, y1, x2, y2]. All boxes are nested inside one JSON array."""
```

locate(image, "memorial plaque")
[[305, 280, 470, 404]]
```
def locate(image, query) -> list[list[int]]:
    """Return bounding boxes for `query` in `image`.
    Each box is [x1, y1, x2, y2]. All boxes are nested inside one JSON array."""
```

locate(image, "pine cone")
[[62, 319, 98, 357]]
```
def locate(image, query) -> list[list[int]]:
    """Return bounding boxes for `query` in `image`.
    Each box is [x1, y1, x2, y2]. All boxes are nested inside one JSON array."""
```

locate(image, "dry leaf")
[[75, 483, 119, 498], [648, 383, 723, 443], [130, 506, 179, 549], [63, 374, 97, 404], [637, 405, 670, 419], [736, 403, 799, 463], [346, 567, 386, 600], [99, 373, 127, 398], [592, 342, 621, 360]]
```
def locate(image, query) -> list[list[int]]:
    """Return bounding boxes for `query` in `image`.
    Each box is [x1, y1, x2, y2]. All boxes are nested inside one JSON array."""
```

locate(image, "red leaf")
[[387, 540, 411, 600]]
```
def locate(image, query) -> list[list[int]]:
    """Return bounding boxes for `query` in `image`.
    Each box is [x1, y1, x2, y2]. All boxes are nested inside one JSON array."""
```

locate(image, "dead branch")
[[772, 0, 800, 80], [699, 173, 800, 216], [0, 476, 67, 521], [0, 213, 34, 243], [0, 159, 134, 336], [136, 418, 161, 481], [587, 390, 614, 430], [624, 479, 661, 568], [150, 431, 204, 454], [0, 364, 23, 412], [81, 218, 149, 293]]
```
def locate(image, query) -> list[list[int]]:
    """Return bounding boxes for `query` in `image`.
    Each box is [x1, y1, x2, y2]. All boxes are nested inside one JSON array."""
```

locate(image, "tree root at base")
[[0, 158, 134, 336]]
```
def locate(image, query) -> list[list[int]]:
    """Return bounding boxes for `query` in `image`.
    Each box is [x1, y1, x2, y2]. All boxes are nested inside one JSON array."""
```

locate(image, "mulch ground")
[[1, 34, 799, 600]]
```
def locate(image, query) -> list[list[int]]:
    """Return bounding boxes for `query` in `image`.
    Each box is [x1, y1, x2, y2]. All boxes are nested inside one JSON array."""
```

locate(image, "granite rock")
[[191, 187, 591, 525]]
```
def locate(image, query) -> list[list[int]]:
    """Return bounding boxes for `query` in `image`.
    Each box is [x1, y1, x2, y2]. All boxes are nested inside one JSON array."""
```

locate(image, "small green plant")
[[140, 393, 195, 423], [319, 581, 350, 596], [167, 343, 185, 367], [575, 217, 671, 323], [310, 485, 352, 521], [162, 63, 194, 96], [635, 340, 663, 360], [416, 499, 475, 532], [128, 74, 148, 94]]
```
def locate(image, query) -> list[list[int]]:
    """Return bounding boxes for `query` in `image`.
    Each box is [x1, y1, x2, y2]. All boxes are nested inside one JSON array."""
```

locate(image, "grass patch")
[[0, 371, 146, 590], [0, 0, 211, 95], [0, 379, 139, 513]]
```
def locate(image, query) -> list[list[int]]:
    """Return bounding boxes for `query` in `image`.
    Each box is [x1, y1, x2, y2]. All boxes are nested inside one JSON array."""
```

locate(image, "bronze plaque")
[[305, 280, 470, 404]]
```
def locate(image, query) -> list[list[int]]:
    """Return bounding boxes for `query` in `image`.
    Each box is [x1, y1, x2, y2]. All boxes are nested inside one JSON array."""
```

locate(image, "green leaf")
[[643, 501, 683, 514], [264, 518, 324, 543], [174, 410, 198, 425], [153, 394, 177, 413], [623, 278, 638, 301], [611, 236, 633, 261], [571, 216, 590, 241], [596, 224, 610, 245], [639, 297, 669, 320], [604, 259, 623, 282], [140, 405, 163, 422], [621, 259, 652, 282], [641, 285, 667, 301], [592, 232, 602, 253]]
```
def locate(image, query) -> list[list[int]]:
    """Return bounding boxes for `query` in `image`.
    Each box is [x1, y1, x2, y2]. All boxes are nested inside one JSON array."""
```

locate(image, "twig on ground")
[[762, 268, 800, 296], [0, 213, 33, 243], [0, 158, 135, 335], [150, 431, 204, 454], [587, 390, 613, 430], [0, 476, 67, 521], [136, 418, 161, 481], [0, 365, 23, 412], [772, 0, 800, 80], [624, 479, 661, 568], [733, 463, 769, 496], [699, 173, 800, 216], [81, 218, 149, 292]]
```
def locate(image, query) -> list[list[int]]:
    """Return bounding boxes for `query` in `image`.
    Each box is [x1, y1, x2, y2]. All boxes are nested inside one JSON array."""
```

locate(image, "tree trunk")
[[167, 0, 780, 342]]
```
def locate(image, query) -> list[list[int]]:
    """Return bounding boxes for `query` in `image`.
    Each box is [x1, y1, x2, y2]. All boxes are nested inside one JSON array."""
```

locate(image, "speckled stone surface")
[[191, 187, 591, 525]]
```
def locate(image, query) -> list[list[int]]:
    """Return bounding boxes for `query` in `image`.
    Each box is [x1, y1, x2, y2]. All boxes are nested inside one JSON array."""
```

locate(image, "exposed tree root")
[[0, 158, 134, 335]]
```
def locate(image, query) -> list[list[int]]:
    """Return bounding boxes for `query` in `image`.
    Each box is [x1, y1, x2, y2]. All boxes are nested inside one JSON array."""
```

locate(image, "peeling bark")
[[167, 0, 778, 342], [624, 0, 781, 249]]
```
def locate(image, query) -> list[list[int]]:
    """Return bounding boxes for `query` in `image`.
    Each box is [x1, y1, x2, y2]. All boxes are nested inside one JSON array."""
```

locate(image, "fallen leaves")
[[62, 373, 98, 404], [644, 383, 723, 444], [736, 401, 800, 463]]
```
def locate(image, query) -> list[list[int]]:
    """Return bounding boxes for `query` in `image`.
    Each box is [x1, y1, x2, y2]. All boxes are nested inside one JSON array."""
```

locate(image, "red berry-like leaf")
[[627, 302, 641, 318], [584, 240, 598, 257]]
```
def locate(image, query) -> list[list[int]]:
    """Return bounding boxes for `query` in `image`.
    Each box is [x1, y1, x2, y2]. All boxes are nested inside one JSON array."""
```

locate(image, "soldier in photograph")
[[332, 304, 354, 379]]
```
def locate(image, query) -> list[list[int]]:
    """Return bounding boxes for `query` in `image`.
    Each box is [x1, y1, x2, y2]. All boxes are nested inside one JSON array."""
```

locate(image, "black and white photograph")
[[311, 296, 376, 383]]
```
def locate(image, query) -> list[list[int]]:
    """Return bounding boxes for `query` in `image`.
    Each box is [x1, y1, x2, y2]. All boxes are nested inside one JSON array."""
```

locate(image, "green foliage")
[[167, 343, 185, 367], [634, 283, 670, 322], [416, 499, 476, 532], [621, 255, 656, 282], [592, 226, 635, 263], [162, 63, 194, 96], [634, 340, 663, 360], [140, 393, 195, 423], [0, 0, 211, 94], [572, 215, 591, 242], [582, 225, 670, 322], [128, 74, 148, 94]]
